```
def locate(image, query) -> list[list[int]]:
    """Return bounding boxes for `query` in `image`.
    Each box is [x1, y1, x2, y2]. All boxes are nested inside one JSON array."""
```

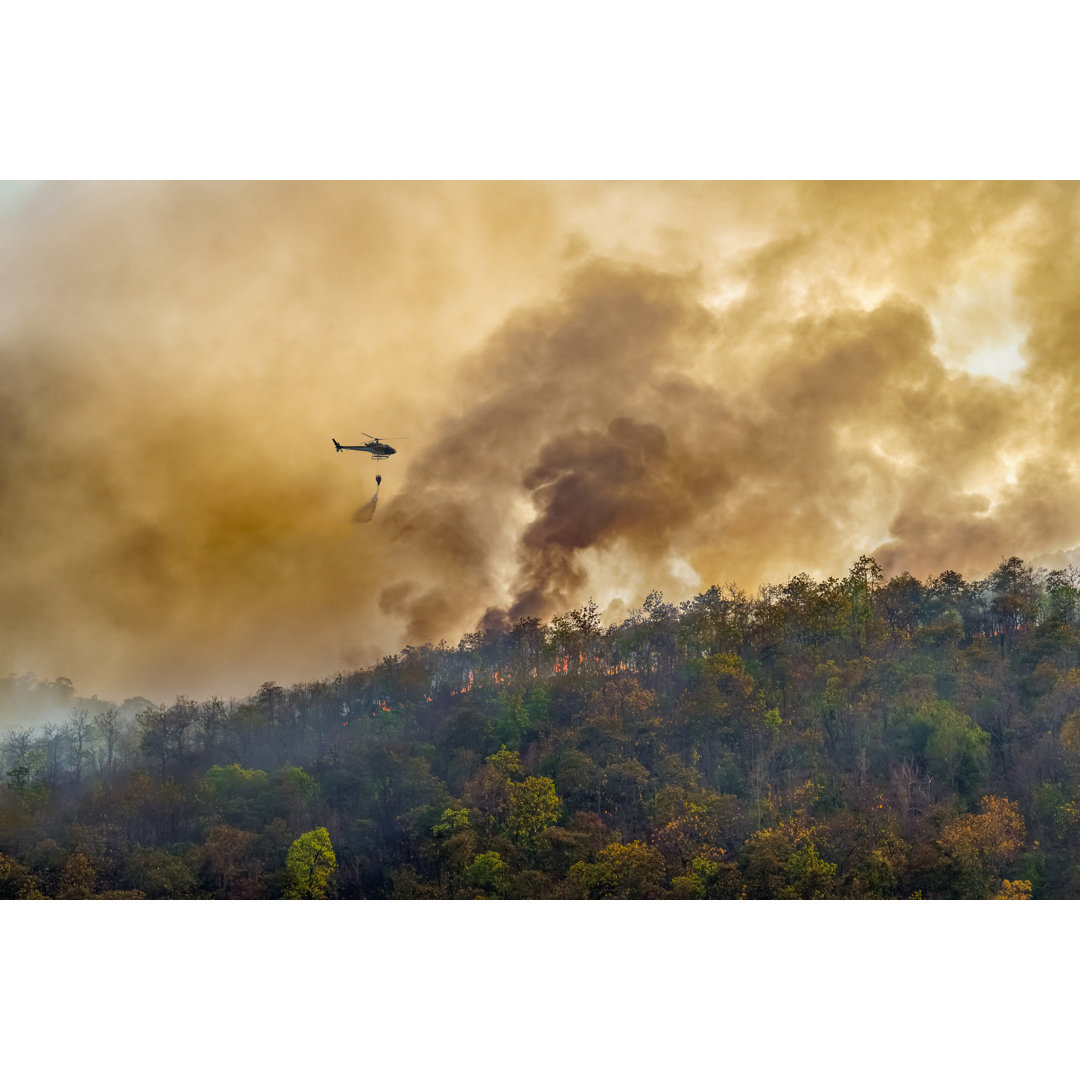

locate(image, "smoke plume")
[[3, 182, 1080, 701]]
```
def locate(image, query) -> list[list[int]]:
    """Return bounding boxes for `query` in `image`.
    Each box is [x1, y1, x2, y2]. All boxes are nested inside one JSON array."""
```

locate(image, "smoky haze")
[[2, 181, 1080, 703], [351, 481, 380, 524]]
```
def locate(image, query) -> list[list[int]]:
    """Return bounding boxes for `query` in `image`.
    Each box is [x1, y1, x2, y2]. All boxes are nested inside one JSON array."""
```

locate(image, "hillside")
[[3, 554, 1079, 899]]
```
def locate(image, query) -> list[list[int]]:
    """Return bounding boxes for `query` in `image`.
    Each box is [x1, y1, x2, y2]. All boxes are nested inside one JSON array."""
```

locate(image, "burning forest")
[[4, 555, 1080, 899]]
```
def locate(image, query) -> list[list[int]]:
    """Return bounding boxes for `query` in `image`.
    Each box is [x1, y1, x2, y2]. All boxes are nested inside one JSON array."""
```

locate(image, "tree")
[[204, 763, 271, 829], [780, 842, 837, 899], [845, 832, 910, 899], [670, 855, 742, 899], [740, 824, 837, 899], [893, 699, 989, 796], [200, 824, 264, 898], [941, 795, 1026, 899], [995, 879, 1032, 899], [125, 847, 200, 899], [39, 724, 66, 787], [284, 827, 337, 899], [167, 695, 201, 761], [923, 703, 990, 796], [66, 708, 93, 785], [990, 556, 1039, 655], [270, 767, 319, 831], [93, 707, 122, 782], [0, 853, 46, 900], [593, 839, 666, 898], [465, 851, 509, 897], [507, 775, 562, 849], [846, 555, 883, 646], [879, 572, 927, 634], [59, 852, 97, 899], [136, 706, 170, 779], [431, 806, 476, 896], [431, 806, 471, 838]]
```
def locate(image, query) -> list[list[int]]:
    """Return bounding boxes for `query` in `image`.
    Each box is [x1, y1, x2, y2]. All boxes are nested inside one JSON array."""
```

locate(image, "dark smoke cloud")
[[375, 189, 1080, 642], [3, 182, 1080, 701]]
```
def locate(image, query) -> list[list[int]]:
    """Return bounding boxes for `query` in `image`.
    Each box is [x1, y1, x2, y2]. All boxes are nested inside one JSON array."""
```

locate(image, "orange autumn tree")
[[940, 795, 1027, 899]]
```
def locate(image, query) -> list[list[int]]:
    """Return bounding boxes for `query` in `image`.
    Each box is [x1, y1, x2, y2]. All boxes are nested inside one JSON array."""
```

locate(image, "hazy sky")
[[3, 181, 1079, 702]]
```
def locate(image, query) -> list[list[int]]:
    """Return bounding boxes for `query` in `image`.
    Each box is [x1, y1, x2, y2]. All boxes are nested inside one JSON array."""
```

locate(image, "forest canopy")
[[3, 554, 1079, 899]]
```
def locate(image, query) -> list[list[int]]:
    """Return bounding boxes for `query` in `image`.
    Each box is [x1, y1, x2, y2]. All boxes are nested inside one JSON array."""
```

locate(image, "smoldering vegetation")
[[4, 182, 1080, 704]]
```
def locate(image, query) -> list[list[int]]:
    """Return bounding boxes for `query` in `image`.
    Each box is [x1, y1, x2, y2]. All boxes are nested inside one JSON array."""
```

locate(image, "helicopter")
[[332, 433, 403, 461]]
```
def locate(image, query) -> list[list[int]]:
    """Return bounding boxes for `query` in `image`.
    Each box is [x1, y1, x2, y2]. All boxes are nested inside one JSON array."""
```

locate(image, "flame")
[[337, 648, 677, 720]]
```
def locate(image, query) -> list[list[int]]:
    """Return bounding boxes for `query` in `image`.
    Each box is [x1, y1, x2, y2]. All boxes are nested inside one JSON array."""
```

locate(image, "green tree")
[[465, 851, 509, 897], [566, 858, 618, 899], [670, 856, 742, 899], [284, 827, 337, 899], [846, 555, 883, 646], [495, 693, 529, 747], [894, 699, 989, 795], [669, 873, 707, 899], [270, 766, 319, 830], [507, 775, 562, 849], [431, 806, 477, 896], [125, 847, 201, 899], [568, 840, 666, 899], [923, 704, 990, 795], [697, 856, 742, 899], [203, 764, 272, 830], [596, 839, 666, 898], [486, 747, 524, 779], [431, 806, 471, 838], [780, 842, 837, 900], [740, 824, 836, 899]]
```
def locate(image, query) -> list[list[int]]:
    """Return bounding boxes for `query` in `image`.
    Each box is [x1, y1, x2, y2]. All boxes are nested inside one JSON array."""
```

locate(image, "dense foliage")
[[5, 554, 1080, 898]]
